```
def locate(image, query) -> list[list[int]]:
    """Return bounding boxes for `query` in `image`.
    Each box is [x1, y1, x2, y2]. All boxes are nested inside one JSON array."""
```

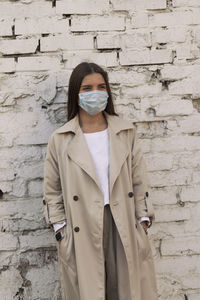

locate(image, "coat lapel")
[[66, 123, 102, 192], [108, 126, 129, 196], [104, 112, 133, 196]]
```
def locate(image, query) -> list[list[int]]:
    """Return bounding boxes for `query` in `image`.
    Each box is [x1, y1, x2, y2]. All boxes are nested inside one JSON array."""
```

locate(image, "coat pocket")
[[135, 221, 151, 260], [58, 224, 77, 272]]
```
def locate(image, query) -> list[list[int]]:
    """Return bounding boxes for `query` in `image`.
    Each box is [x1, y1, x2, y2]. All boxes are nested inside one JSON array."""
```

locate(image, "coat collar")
[[57, 112, 133, 197], [56, 111, 133, 135]]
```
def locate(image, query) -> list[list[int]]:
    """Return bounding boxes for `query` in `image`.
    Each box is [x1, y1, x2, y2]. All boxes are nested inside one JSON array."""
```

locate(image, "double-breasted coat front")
[[43, 112, 158, 300]]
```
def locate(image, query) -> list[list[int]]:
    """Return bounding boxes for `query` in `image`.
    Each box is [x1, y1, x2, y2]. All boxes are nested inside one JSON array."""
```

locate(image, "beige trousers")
[[103, 204, 131, 300]]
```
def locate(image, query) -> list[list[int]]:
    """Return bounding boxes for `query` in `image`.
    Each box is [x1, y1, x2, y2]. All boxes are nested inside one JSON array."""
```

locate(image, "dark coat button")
[[43, 199, 46, 205], [128, 192, 134, 198], [73, 195, 79, 201], [146, 192, 149, 197], [135, 224, 137, 228], [74, 226, 80, 232]]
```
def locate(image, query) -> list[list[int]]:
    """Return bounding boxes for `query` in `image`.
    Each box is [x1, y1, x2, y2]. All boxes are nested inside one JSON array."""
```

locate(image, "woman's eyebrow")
[[81, 84, 92, 87], [81, 83, 106, 87]]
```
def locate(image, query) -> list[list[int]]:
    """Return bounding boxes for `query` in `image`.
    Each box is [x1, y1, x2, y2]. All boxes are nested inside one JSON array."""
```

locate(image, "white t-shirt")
[[84, 128, 110, 206]]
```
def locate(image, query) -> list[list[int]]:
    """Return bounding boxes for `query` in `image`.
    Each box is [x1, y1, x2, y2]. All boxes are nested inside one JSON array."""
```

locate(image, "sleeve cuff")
[[53, 221, 67, 232], [138, 216, 151, 228]]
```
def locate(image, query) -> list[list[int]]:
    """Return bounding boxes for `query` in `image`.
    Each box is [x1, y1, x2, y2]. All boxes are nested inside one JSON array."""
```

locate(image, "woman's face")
[[79, 73, 107, 95]]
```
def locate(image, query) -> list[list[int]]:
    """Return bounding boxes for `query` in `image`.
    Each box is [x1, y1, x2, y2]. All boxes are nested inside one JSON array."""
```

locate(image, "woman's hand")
[[56, 227, 65, 243], [140, 221, 148, 235]]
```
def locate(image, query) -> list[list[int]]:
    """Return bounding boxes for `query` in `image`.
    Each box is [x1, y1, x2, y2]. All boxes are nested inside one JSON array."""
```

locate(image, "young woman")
[[43, 62, 158, 300]]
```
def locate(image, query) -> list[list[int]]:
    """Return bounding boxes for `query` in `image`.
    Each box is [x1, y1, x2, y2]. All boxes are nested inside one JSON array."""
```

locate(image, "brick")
[[112, 0, 166, 10], [0, 233, 18, 251], [0, 146, 42, 164], [0, 182, 12, 193], [0, 169, 15, 181], [194, 27, 200, 47], [150, 187, 178, 205], [187, 293, 200, 300], [178, 115, 200, 134], [35, 74, 57, 103], [19, 230, 55, 251], [63, 51, 118, 68], [155, 206, 190, 222], [71, 15, 125, 32], [146, 153, 173, 171], [26, 265, 60, 300], [121, 83, 162, 98], [28, 180, 43, 197], [175, 44, 194, 60], [173, 0, 200, 7], [119, 49, 173, 65], [14, 122, 56, 145], [15, 17, 69, 35], [0, 18, 13, 36], [157, 256, 200, 288], [131, 13, 148, 28], [11, 178, 27, 197], [0, 38, 38, 55], [121, 30, 151, 50], [152, 27, 187, 44], [41, 34, 94, 52], [161, 237, 200, 256], [108, 70, 146, 85], [160, 65, 199, 81], [16, 56, 61, 72], [0, 2, 54, 18], [56, 70, 71, 87], [0, 268, 23, 299], [111, 0, 139, 10], [168, 78, 197, 95], [193, 171, 200, 184], [0, 199, 43, 222], [0, 132, 13, 147], [146, 0, 167, 10], [18, 162, 44, 180], [96, 34, 120, 49], [150, 169, 193, 187], [149, 11, 196, 27], [0, 58, 15, 73], [176, 152, 200, 169], [156, 100, 193, 117], [56, 0, 109, 14], [151, 136, 200, 152]]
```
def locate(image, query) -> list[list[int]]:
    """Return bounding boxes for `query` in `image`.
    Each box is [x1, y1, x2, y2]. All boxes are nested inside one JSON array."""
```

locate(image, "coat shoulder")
[[108, 114, 137, 135]]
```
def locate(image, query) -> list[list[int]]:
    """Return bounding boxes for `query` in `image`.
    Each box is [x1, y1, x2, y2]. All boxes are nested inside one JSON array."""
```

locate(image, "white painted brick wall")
[[56, 0, 109, 14], [0, 0, 200, 299], [40, 34, 94, 52], [15, 17, 70, 35], [119, 49, 173, 65], [0, 38, 38, 55], [0, 18, 13, 36], [71, 15, 125, 32]]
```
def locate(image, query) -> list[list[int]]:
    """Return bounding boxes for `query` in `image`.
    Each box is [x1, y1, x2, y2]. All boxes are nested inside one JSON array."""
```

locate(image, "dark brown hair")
[[67, 62, 118, 120]]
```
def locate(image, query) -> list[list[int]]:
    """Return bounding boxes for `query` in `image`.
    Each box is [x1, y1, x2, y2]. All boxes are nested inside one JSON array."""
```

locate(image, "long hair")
[[67, 62, 118, 121]]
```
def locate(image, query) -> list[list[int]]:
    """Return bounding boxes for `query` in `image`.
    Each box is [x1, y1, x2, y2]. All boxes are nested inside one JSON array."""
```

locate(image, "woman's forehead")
[[81, 73, 105, 85]]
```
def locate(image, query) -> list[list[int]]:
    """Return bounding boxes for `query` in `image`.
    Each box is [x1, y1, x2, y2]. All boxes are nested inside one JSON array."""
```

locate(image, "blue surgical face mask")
[[79, 90, 108, 116]]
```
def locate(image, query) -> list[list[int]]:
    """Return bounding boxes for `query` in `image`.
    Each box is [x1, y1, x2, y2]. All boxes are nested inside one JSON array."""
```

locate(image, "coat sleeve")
[[131, 127, 155, 224], [43, 134, 66, 226]]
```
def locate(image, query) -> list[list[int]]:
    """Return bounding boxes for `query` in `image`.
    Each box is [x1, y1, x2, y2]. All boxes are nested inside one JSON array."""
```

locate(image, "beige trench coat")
[[43, 112, 158, 300]]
